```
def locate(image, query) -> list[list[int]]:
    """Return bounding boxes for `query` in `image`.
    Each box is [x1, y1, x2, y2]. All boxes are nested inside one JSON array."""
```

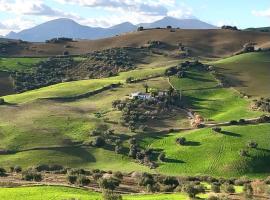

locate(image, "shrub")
[[77, 175, 90, 186], [113, 171, 123, 180], [137, 26, 144, 31], [247, 141, 258, 149], [230, 120, 238, 125], [92, 136, 105, 147], [264, 176, 270, 184], [239, 149, 248, 157], [67, 175, 77, 184], [138, 173, 155, 187], [222, 184, 235, 193], [0, 98, 5, 105], [102, 190, 122, 200], [99, 178, 120, 191], [243, 183, 253, 198], [239, 119, 246, 124], [10, 166, 22, 173], [176, 137, 186, 145], [114, 145, 122, 154], [212, 127, 222, 133], [211, 183, 221, 193], [22, 170, 42, 182], [182, 183, 206, 198], [0, 168, 6, 176]]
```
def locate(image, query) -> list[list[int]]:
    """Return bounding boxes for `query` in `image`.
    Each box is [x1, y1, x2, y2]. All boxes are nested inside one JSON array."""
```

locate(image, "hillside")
[[211, 52, 270, 97], [2, 29, 270, 58]]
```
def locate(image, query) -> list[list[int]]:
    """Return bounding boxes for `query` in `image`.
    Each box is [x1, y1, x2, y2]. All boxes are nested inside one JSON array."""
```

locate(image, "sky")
[[0, 0, 270, 35]]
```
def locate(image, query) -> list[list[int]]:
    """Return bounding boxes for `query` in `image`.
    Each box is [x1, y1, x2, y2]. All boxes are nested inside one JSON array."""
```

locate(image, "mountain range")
[[5, 17, 218, 42]]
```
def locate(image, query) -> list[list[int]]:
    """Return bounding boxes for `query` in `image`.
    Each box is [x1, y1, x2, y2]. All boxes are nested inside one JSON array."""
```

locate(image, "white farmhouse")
[[130, 92, 152, 100]]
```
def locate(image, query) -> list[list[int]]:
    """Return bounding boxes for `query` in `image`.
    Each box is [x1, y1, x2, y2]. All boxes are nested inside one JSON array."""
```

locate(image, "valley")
[[0, 22, 270, 200]]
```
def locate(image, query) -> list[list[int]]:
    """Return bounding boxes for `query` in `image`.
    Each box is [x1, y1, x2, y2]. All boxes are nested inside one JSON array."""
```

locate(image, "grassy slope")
[[5, 29, 270, 58], [0, 57, 43, 72], [3, 54, 175, 103], [0, 186, 189, 200], [211, 52, 270, 97], [0, 56, 186, 172], [170, 68, 263, 122], [150, 123, 270, 177]]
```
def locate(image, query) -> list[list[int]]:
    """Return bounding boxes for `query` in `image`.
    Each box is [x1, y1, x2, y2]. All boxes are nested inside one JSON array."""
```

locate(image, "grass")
[[149, 123, 270, 177], [0, 57, 43, 72], [0, 186, 191, 200], [3, 66, 167, 104], [170, 68, 264, 122], [210, 52, 270, 97]]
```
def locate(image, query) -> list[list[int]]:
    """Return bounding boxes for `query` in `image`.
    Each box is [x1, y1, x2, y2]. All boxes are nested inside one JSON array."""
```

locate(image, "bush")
[[0, 98, 5, 105], [239, 149, 248, 157], [113, 171, 123, 180], [212, 127, 222, 133], [92, 136, 105, 147], [182, 183, 206, 198], [243, 183, 253, 198], [10, 165, 22, 173], [230, 120, 238, 125], [222, 184, 235, 193], [67, 175, 77, 184], [22, 170, 42, 182], [0, 168, 6, 176], [99, 178, 120, 191], [247, 141, 258, 149], [77, 175, 90, 186], [211, 183, 221, 193], [176, 137, 186, 145], [102, 190, 122, 200]]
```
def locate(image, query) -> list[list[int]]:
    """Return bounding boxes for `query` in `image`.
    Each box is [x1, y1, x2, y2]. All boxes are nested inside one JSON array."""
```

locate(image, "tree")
[[243, 183, 253, 199], [77, 175, 90, 186], [137, 26, 144, 31], [102, 190, 122, 200], [0, 98, 5, 105], [143, 83, 149, 93], [211, 183, 221, 193], [67, 175, 77, 184], [99, 178, 120, 191], [167, 25, 172, 29], [176, 137, 186, 145], [183, 183, 205, 199], [92, 136, 105, 147], [212, 127, 222, 133], [222, 184, 235, 193]]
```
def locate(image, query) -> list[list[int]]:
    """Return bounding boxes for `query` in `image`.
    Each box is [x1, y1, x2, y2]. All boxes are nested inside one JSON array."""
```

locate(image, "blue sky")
[[0, 0, 270, 35]]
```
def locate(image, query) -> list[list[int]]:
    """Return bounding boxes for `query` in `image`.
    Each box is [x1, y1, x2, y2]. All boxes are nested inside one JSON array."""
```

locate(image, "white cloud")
[[252, 8, 270, 18]]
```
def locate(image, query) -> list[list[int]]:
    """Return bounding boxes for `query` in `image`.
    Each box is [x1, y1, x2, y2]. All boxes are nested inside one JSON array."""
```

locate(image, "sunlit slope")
[[211, 52, 270, 97]]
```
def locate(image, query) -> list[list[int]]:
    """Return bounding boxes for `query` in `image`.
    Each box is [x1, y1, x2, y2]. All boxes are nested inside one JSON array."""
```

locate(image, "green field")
[[0, 57, 44, 72], [170, 68, 263, 122], [150, 123, 270, 177], [211, 52, 270, 97], [0, 186, 189, 200]]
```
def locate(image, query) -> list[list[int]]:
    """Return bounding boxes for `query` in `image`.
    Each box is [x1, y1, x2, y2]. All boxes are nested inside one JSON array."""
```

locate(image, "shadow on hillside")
[[221, 131, 241, 137], [185, 141, 201, 146], [165, 158, 185, 164]]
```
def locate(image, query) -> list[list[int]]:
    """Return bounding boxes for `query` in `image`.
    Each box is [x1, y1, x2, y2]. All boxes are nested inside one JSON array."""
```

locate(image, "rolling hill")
[[211, 52, 270, 97], [2, 29, 270, 58]]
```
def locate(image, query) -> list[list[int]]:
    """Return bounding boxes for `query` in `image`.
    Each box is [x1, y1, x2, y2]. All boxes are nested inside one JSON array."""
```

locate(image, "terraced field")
[[211, 52, 270, 97]]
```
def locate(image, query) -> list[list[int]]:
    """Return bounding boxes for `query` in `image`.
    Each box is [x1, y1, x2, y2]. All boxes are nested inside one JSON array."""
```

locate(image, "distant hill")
[[245, 27, 270, 32], [5, 18, 137, 42], [139, 17, 217, 29], [5, 17, 217, 42]]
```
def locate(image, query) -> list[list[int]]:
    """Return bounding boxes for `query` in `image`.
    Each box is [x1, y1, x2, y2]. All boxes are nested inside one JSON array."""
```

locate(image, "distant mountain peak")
[[5, 17, 217, 42]]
